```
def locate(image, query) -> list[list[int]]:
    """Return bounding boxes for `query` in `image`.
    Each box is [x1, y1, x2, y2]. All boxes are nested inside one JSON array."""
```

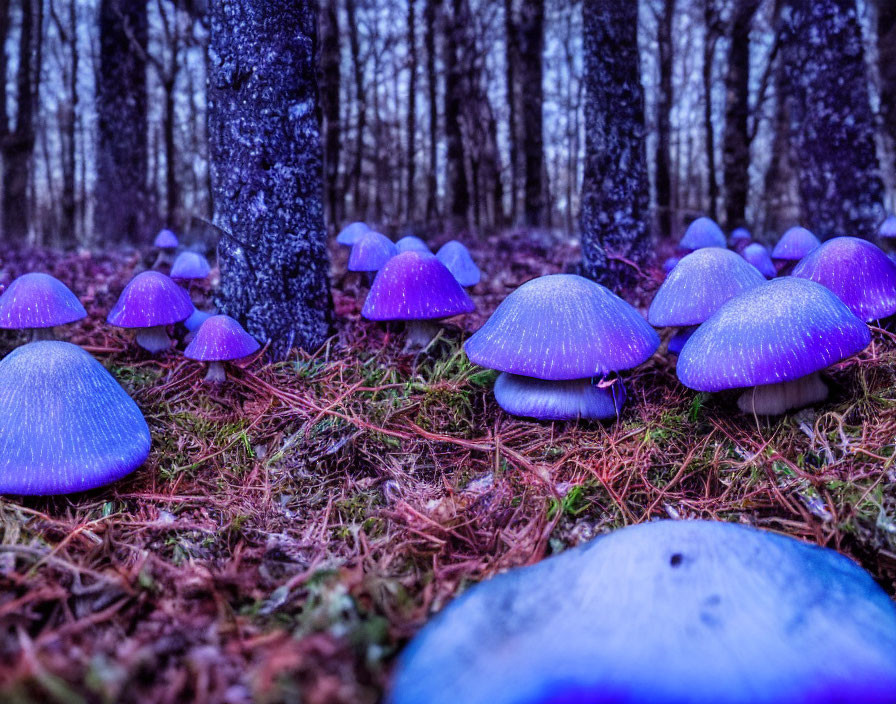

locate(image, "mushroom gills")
[[204, 361, 227, 383], [404, 320, 441, 351], [737, 371, 828, 416], [494, 373, 626, 421], [135, 325, 173, 354]]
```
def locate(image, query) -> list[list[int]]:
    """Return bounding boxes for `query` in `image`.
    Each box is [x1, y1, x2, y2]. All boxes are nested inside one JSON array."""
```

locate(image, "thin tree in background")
[[654, 0, 675, 238], [345, 0, 366, 217], [518, 0, 546, 226], [96, 0, 150, 243], [702, 0, 721, 221], [319, 0, 341, 227], [424, 0, 439, 220], [444, 0, 470, 228], [780, 0, 884, 238], [876, 0, 896, 184], [406, 0, 418, 223], [209, 0, 331, 356], [721, 0, 760, 230], [580, 0, 651, 289]]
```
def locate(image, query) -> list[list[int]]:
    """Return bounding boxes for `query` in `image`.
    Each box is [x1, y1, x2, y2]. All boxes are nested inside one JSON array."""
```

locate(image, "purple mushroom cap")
[[878, 215, 896, 240], [494, 374, 626, 421], [0, 272, 87, 329], [729, 227, 751, 242], [348, 231, 398, 272], [0, 341, 150, 495], [679, 217, 726, 251], [390, 520, 896, 704], [170, 251, 211, 280], [107, 271, 194, 328], [667, 326, 696, 355], [677, 277, 870, 392], [184, 315, 260, 361], [465, 274, 659, 380], [662, 257, 680, 274], [184, 307, 214, 332], [153, 229, 179, 249], [436, 240, 481, 287], [792, 237, 896, 322], [395, 235, 432, 254], [336, 221, 372, 246], [363, 252, 474, 321], [648, 248, 765, 328], [741, 243, 776, 279], [772, 226, 820, 261]]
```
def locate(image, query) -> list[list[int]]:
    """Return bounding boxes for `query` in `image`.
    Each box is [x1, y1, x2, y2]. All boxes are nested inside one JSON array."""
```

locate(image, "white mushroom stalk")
[[135, 325, 173, 354], [404, 320, 440, 351], [204, 361, 227, 383], [737, 371, 828, 416]]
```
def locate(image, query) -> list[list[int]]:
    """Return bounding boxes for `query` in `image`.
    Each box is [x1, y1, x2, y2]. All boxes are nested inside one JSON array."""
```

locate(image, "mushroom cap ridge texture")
[[107, 271, 194, 328], [465, 274, 659, 380], [791, 236, 896, 322], [679, 217, 726, 250], [677, 277, 870, 392], [771, 226, 820, 260], [348, 230, 398, 272], [184, 315, 260, 362], [0, 272, 87, 329], [0, 341, 150, 495], [648, 248, 765, 327], [389, 520, 896, 704], [362, 251, 475, 321]]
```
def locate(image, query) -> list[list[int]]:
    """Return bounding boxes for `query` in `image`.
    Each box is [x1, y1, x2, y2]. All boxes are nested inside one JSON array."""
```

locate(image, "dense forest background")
[[1, 0, 893, 251]]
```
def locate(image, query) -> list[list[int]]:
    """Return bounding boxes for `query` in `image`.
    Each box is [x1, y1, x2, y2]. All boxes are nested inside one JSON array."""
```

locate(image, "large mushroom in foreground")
[[0, 341, 150, 494], [677, 277, 870, 415], [390, 520, 896, 704], [107, 271, 194, 353], [0, 272, 86, 340], [464, 274, 658, 421]]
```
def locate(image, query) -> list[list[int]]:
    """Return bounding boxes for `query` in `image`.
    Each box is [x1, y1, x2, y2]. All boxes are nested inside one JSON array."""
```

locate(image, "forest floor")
[[1, 231, 896, 703]]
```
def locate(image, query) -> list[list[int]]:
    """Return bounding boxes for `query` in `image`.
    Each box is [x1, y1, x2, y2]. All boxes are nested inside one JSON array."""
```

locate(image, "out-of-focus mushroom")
[[771, 226, 820, 262], [677, 277, 870, 415], [464, 274, 658, 420], [741, 242, 776, 279], [170, 251, 211, 281], [153, 229, 179, 249], [336, 221, 372, 246], [0, 341, 151, 494], [0, 272, 86, 340], [362, 251, 474, 350], [878, 215, 896, 242], [184, 314, 260, 382], [396, 235, 432, 254], [436, 240, 480, 287], [679, 217, 726, 251], [107, 271, 194, 353], [389, 520, 896, 704], [348, 230, 398, 280], [662, 257, 680, 275]]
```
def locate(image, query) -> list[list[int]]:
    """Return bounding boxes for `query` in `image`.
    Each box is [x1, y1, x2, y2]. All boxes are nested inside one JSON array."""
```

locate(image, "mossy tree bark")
[[209, 0, 332, 358], [580, 0, 651, 290]]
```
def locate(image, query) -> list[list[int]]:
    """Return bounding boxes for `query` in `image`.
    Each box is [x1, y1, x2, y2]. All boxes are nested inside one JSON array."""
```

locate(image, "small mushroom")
[[677, 277, 870, 415], [771, 226, 820, 262], [348, 230, 398, 282], [729, 227, 751, 243], [336, 221, 372, 246], [395, 235, 432, 254], [464, 274, 658, 420], [184, 314, 260, 383], [183, 306, 214, 343], [362, 251, 475, 350], [0, 272, 86, 340], [153, 229, 179, 249], [878, 214, 896, 242], [792, 236, 896, 322], [107, 271, 194, 353], [436, 240, 480, 287], [0, 341, 151, 494], [662, 256, 680, 275], [741, 242, 776, 279], [170, 251, 211, 281], [678, 216, 726, 251], [389, 520, 896, 704], [648, 248, 764, 356]]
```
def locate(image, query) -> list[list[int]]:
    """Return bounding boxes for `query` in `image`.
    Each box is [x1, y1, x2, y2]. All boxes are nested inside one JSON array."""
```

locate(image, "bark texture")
[[580, 0, 651, 289], [96, 0, 150, 243], [209, 0, 332, 357], [780, 0, 884, 239]]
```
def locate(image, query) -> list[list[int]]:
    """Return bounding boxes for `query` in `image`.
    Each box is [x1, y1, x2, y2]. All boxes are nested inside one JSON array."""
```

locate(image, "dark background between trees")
[[1, 0, 895, 279]]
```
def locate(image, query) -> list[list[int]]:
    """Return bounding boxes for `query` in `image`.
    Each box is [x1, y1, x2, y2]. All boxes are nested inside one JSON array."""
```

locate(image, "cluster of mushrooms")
[[0, 229, 259, 494]]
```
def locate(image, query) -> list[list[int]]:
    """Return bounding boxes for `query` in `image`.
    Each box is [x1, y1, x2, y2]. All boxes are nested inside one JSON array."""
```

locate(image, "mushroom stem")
[[404, 320, 440, 351], [737, 371, 828, 416], [135, 326, 173, 354], [30, 327, 55, 342], [204, 361, 227, 383]]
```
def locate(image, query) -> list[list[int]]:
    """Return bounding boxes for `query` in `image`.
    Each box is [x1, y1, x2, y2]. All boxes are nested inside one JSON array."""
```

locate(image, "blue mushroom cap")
[[878, 215, 896, 240], [390, 520, 896, 704], [153, 229, 179, 249], [466, 275, 658, 380], [395, 235, 432, 254], [107, 271, 194, 328], [677, 277, 870, 392], [729, 227, 751, 242], [648, 248, 765, 328], [792, 237, 896, 322], [679, 217, 726, 251], [436, 240, 481, 287], [348, 231, 398, 272], [493, 374, 626, 421], [741, 243, 776, 279], [185, 314, 260, 361], [184, 307, 214, 332], [0, 272, 87, 330], [0, 341, 150, 495], [771, 226, 820, 261], [336, 221, 372, 246], [170, 251, 211, 280], [662, 256, 680, 275]]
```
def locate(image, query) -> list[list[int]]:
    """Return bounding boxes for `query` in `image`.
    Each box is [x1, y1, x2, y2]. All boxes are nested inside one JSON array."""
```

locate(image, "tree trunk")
[[504, 0, 520, 223], [163, 77, 178, 225], [722, 0, 760, 230], [780, 0, 884, 238], [655, 0, 675, 238], [345, 0, 366, 217], [876, 0, 896, 178], [702, 0, 720, 221], [319, 0, 341, 228], [209, 0, 332, 357], [444, 0, 470, 228], [96, 0, 150, 244], [406, 0, 418, 223], [424, 0, 439, 220], [580, 0, 651, 289], [518, 0, 545, 226]]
